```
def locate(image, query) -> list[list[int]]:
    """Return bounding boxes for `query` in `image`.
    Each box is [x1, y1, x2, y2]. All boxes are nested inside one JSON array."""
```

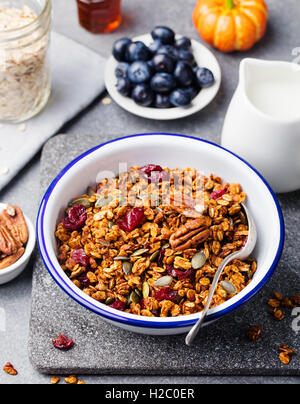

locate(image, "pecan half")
[[0, 248, 25, 269], [0, 225, 19, 255], [170, 217, 212, 251], [1, 206, 28, 245]]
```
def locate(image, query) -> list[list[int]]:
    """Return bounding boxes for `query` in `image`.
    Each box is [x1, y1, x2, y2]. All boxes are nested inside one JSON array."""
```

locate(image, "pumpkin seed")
[[150, 251, 160, 262], [128, 291, 140, 304], [105, 297, 115, 305], [122, 261, 132, 275], [142, 281, 150, 298], [154, 276, 173, 287], [69, 198, 92, 209], [114, 256, 130, 261], [108, 221, 115, 229], [95, 195, 113, 208], [162, 243, 170, 249], [191, 251, 207, 269], [156, 207, 163, 213], [131, 249, 149, 257], [135, 288, 142, 298], [220, 281, 237, 295], [87, 186, 95, 197]]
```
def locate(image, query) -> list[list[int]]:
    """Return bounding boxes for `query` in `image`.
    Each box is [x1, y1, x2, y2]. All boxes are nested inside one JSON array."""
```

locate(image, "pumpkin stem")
[[226, 0, 235, 9]]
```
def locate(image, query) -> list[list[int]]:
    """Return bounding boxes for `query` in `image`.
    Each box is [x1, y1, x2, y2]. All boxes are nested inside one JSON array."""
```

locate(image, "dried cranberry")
[[167, 265, 195, 280], [139, 164, 168, 183], [78, 273, 90, 287], [154, 287, 178, 302], [157, 248, 166, 266], [63, 205, 87, 230], [109, 299, 127, 311], [52, 334, 74, 350], [152, 309, 160, 316], [71, 249, 90, 267], [211, 189, 226, 200], [118, 207, 145, 232], [140, 298, 146, 310]]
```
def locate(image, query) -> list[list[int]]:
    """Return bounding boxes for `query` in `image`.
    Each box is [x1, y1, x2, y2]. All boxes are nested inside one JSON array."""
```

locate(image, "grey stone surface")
[[0, 0, 300, 384], [29, 133, 300, 376]]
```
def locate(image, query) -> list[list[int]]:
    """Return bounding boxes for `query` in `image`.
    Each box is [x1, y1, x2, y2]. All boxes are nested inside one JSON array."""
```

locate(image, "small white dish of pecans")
[[0, 203, 36, 285]]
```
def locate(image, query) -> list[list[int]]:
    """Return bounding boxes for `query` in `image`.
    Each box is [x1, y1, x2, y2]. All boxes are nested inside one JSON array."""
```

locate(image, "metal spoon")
[[185, 203, 257, 346]]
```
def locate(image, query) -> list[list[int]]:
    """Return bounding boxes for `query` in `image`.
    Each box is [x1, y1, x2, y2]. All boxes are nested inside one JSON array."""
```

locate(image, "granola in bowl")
[[55, 165, 257, 318]]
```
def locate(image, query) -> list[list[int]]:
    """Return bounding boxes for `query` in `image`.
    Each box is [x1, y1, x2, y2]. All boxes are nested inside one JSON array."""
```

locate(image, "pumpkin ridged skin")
[[193, 0, 268, 52]]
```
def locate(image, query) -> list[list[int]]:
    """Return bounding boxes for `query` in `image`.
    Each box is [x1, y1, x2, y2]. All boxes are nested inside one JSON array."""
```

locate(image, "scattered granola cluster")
[[55, 165, 256, 317], [247, 291, 300, 365], [0, 204, 28, 269], [268, 292, 300, 321], [278, 344, 296, 365], [3, 362, 18, 376], [246, 325, 261, 342]]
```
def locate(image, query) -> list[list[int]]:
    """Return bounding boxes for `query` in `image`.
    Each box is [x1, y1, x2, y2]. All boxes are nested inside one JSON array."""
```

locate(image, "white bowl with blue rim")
[[0, 203, 36, 285], [37, 133, 284, 336]]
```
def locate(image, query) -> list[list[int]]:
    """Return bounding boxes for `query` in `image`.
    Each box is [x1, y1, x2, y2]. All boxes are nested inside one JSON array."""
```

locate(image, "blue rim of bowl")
[[37, 133, 285, 329]]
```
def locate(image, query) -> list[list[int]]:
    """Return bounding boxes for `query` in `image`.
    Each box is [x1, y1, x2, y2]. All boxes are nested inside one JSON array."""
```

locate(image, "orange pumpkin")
[[193, 0, 268, 52]]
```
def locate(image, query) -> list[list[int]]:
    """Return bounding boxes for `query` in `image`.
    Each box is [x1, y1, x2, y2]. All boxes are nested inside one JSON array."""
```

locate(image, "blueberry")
[[150, 73, 177, 94], [116, 77, 131, 97], [181, 85, 200, 100], [178, 49, 195, 66], [157, 45, 179, 60], [147, 60, 155, 74], [155, 93, 172, 109], [175, 37, 192, 50], [170, 89, 192, 107], [131, 84, 154, 107], [152, 54, 175, 73], [174, 61, 194, 86], [128, 61, 152, 84], [195, 67, 215, 88], [149, 40, 162, 54], [151, 26, 175, 45], [126, 41, 151, 62], [112, 38, 132, 62], [115, 62, 129, 78]]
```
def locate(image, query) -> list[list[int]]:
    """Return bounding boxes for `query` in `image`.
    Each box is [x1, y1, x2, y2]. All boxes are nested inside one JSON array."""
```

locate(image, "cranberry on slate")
[[211, 189, 226, 200], [167, 265, 195, 280], [139, 164, 168, 183], [109, 299, 127, 311], [52, 334, 74, 350], [118, 207, 145, 232], [71, 249, 90, 267], [63, 204, 87, 230], [154, 287, 178, 302]]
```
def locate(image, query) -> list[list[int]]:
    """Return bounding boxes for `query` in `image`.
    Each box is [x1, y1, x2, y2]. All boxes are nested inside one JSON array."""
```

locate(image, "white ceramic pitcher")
[[221, 58, 300, 193]]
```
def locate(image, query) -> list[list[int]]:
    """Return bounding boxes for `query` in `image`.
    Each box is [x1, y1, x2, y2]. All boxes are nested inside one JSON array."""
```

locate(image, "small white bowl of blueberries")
[[105, 26, 221, 120]]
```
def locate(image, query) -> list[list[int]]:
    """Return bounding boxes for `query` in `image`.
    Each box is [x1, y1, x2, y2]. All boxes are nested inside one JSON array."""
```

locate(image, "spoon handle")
[[185, 251, 240, 346]]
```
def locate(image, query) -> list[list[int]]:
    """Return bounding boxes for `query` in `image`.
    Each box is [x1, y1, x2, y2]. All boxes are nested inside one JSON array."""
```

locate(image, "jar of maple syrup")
[[76, 0, 122, 34]]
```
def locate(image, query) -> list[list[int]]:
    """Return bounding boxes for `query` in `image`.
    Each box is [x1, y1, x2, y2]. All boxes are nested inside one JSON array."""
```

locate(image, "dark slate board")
[[29, 133, 300, 375]]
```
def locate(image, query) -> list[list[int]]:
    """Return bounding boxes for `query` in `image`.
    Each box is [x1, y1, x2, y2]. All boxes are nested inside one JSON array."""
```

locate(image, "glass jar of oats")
[[0, 0, 51, 122]]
